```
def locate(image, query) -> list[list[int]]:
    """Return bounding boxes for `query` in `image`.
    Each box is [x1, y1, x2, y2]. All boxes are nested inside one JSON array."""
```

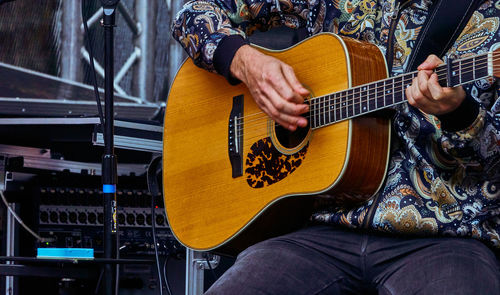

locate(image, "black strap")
[[406, 0, 482, 71]]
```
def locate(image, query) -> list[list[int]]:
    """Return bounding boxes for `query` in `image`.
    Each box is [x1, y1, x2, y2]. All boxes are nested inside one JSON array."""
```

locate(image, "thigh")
[[205, 225, 364, 295], [374, 237, 500, 295]]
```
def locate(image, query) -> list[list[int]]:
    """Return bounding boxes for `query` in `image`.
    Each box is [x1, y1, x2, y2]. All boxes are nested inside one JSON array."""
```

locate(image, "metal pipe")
[[61, 0, 83, 82], [134, 0, 157, 102]]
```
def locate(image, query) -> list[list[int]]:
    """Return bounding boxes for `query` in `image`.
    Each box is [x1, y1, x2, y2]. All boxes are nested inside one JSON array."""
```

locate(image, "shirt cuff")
[[213, 35, 247, 85], [436, 93, 480, 132]]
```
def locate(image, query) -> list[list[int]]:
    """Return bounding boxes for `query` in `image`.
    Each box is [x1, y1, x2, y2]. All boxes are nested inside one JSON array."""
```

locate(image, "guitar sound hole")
[[274, 113, 310, 149]]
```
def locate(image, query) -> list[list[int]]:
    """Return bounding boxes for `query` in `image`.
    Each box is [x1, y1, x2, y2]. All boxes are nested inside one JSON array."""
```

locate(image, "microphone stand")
[[99, 0, 119, 294]]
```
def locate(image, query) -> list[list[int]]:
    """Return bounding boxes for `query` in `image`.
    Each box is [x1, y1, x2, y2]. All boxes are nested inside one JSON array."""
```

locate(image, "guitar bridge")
[[228, 95, 243, 178]]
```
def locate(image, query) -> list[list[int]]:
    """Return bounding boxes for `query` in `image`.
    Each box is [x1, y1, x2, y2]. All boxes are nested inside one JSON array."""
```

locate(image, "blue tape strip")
[[37, 248, 94, 259], [103, 184, 116, 193]]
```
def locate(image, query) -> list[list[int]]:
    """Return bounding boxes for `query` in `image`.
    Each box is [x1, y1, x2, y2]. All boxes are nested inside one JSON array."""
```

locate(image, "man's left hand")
[[405, 54, 466, 115]]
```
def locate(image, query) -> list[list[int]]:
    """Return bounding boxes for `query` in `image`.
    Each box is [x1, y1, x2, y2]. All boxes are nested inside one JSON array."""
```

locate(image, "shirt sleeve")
[[437, 81, 500, 180], [171, 0, 346, 81], [433, 3, 500, 180], [171, 0, 248, 75]]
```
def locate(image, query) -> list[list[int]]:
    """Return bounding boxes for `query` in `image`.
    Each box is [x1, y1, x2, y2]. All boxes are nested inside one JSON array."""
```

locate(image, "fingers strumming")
[[281, 64, 310, 102]]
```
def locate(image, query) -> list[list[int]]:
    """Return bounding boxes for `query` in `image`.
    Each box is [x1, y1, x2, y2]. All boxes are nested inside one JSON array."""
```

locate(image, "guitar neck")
[[309, 52, 492, 129]]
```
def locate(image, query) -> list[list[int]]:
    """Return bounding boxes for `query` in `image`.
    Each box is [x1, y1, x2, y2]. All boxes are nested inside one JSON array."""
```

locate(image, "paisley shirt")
[[173, 0, 500, 249]]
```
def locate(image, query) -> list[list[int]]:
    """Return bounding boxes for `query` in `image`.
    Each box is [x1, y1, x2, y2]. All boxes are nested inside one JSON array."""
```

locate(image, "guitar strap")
[[405, 0, 483, 72]]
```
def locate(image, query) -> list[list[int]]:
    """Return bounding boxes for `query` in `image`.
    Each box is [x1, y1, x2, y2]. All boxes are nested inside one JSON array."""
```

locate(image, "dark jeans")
[[206, 225, 500, 294]]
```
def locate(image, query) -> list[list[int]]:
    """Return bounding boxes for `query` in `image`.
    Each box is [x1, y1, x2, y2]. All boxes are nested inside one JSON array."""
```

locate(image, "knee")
[[431, 238, 498, 266], [422, 238, 500, 293], [383, 238, 500, 295], [237, 238, 291, 262]]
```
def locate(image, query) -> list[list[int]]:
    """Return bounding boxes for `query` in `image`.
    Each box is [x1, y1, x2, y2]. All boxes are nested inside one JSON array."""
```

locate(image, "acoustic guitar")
[[163, 33, 499, 255]]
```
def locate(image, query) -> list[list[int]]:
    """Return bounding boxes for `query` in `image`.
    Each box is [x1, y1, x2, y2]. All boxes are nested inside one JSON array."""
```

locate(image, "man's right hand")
[[230, 45, 310, 131]]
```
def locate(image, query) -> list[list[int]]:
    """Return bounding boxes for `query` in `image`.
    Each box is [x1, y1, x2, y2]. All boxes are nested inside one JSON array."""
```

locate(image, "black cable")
[[115, 215, 120, 295], [81, 0, 106, 133], [162, 256, 173, 295], [147, 156, 164, 295], [94, 268, 104, 295]]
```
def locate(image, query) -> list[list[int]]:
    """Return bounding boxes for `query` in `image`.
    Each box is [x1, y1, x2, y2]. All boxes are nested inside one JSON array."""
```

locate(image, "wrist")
[[213, 35, 247, 85], [230, 44, 255, 82], [437, 93, 480, 132]]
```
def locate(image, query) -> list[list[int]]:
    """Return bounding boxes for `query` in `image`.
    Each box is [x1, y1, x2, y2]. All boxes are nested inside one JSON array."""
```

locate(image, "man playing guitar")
[[171, 0, 500, 293]]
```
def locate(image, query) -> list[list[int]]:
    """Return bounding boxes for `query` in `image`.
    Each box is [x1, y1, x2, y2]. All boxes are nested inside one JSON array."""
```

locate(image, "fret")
[[315, 97, 320, 127], [328, 95, 332, 124], [312, 97, 317, 128], [333, 93, 338, 122], [405, 74, 411, 102], [381, 80, 386, 108], [450, 63, 456, 87], [436, 64, 447, 86], [475, 55, 489, 79], [339, 93, 343, 120], [356, 87, 361, 115], [352, 88, 357, 117], [335, 92, 341, 121], [339, 91, 346, 119], [361, 86, 366, 114], [393, 76, 403, 105], [401, 75, 407, 103], [461, 58, 474, 83], [337, 91, 345, 120], [384, 80, 390, 107], [346, 89, 353, 118], [355, 86, 363, 115], [317, 97, 322, 127], [459, 59, 462, 85], [450, 61, 464, 87], [361, 84, 373, 113], [351, 88, 357, 116], [473, 56, 476, 80], [316, 96, 321, 127], [322, 95, 326, 125], [369, 82, 376, 113], [403, 75, 410, 102], [454, 62, 462, 86], [316, 96, 320, 126], [373, 81, 382, 110], [319, 96, 326, 126], [392, 77, 395, 105]]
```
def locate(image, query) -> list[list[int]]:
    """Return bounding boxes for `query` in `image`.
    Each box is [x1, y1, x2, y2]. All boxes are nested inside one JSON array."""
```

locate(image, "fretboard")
[[309, 52, 491, 129]]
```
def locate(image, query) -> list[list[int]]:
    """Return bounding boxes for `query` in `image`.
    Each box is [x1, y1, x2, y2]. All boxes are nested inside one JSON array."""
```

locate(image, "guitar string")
[[234, 57, 494, 138], [237, 71, 494, 142], [237, 53, 491, 127], [233, 52, 493, 126], [234, 54, 493, 131], [236, 61, 493, 142]]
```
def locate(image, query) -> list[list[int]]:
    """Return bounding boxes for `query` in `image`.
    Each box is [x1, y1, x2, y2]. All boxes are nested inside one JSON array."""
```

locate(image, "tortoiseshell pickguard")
[[245, 137, 308, 188]]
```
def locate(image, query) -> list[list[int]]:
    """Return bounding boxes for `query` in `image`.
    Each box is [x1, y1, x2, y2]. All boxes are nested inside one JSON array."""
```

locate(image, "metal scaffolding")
[[59, 0, 184, 103]]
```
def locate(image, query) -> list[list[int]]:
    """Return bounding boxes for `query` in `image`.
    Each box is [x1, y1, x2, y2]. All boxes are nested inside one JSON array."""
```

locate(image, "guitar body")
[[163, 33, 391, 255]]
